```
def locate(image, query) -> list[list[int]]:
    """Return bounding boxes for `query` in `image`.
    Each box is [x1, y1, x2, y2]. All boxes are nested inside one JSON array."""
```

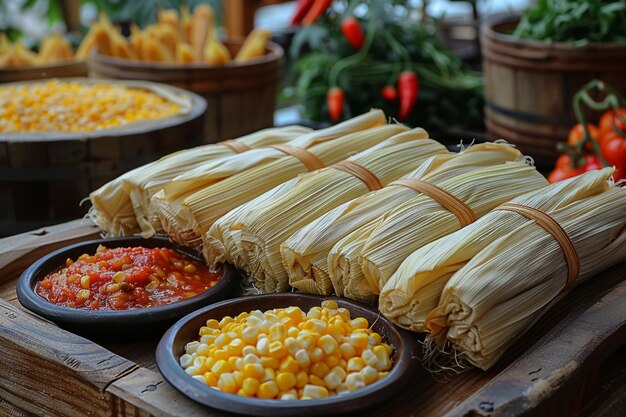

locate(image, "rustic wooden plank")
[[0, 219, 100, 285], [107, 367, 224, 417], [0, 298, 138, 416], [444, 271, 626, 417]]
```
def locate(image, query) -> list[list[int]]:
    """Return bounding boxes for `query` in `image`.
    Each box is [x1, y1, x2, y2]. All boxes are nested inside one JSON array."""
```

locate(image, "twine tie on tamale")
[[390, 179, 477, 227], [268, 144, 326, 172], [332, 161, 383, 191], [220, 140, 250, 153], [494, 203, 580, 289]]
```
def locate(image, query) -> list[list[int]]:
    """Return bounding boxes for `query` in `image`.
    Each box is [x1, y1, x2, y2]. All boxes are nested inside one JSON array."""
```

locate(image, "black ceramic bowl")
[[156, 293, 420, 416], [16, 236, 238, 339]]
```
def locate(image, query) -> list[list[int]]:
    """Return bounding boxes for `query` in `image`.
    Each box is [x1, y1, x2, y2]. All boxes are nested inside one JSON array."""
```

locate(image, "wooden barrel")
[[0, 78, 206, 236], [481, 17, 626, 168], [0, 60, 87, 83], [87, 39, 283, 143]]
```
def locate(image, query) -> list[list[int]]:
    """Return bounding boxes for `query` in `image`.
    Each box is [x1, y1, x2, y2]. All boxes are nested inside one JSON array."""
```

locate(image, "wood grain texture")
[[0, 220, 624, 417]]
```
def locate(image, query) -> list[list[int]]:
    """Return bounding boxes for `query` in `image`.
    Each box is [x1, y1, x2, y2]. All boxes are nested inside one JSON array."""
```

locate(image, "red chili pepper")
[[290, 0, 316, 26], [340, 16, 365, 49], [327, 87, 344, 122], [381, 86, 397, 101], [397, 70, 419, 120], [302, 0, 332, 25]]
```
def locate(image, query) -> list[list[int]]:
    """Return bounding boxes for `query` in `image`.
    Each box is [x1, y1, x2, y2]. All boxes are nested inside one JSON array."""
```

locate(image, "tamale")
[[161, 110, 393, 247], [424, 174, 626, 370], [220, 129, 449, 293], [357, 144, 544, 296], [88, 126, 308, 236], [283, 143, 547, 298], [379, 168, 614, 333], [125, 126, 310, 236]]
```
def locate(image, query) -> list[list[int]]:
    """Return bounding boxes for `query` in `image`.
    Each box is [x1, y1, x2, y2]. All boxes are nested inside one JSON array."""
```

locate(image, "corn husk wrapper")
[[284, 144, 546, 298], [379, 169, 614, 333], [204, 128, 434, 271], [423, 172, 626, 370], [165, 110, 393, 247], [88, 126, 307, 237], [220, 129, 449, 293], [127, 126, 310, 236]]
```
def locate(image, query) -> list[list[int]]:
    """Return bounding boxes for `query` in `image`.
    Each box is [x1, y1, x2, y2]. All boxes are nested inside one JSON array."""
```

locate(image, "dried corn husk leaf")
[[204, 36, 231, 65], [176, 42, 196, 63], [379, 168, 614, 333], [190, 4, 214, 61], [423, 171, 626, 370], [221, 129, 448, 293], [39, 33, 73, 62], [156, 110, 389, 247], [89, 126, 310, 237], [235, 28, 270, 62]]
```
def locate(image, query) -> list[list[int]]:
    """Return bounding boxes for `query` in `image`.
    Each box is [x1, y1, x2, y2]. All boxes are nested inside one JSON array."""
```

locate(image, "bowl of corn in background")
[[156, 293, 420, 416]]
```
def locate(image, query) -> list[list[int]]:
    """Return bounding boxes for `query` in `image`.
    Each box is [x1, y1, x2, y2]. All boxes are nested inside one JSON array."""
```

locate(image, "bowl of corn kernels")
[[155, 293, 420, 416]]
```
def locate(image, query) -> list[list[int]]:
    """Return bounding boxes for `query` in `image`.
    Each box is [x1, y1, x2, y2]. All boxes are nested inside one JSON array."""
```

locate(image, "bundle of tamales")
[[207, 128, 450, 293], [281, 143, 547, 299], [88, 126, 310, 237], [420, 169, 626, 370], [159, 110, 400, 247], [379, 168, 615, 333]]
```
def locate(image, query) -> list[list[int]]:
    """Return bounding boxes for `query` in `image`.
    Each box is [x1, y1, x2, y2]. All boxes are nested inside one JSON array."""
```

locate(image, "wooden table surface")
[[0, 220, 625, 417]]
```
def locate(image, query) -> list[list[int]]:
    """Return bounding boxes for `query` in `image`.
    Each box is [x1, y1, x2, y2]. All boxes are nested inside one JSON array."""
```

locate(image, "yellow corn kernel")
[[214, 333, 231, 347], [284, 306, 304, 323], [350, 317, 369, 330], [326, 323, 344, 342], [311, 362, 330, 379], [324, 352, 341, 369], [295, 370, 308, 388], [185, 341, 200, 354], [362, 349, 378, 367], [269, 322, 287, 341], [242, 346, 258, 357], [263, 368, 276, 382], [317, 334, 338, 355], [260, 356, 279, 370], [345, 373, 366, 391], [233, 370, 245, 387], [227, 338, 245, 356], [302, 384, 329, 399], [211, 360, 229, 376], [295, 349, 311, 368], [227, 356, 238, 372], [195, 343, 210, 357], [203, 372, 218, 387], [361, 365, 378, 385], [297, 333, 318, 351], [243, 363, 264, 379], [339, 342, 356, 360], [350, 332, 369, 348], [287, 326, 300, 338], [323, 366, 346, 390], [80, 275, 91, 288], [276, 372, 297, 391], [268, 341, 288, 359], [284, 337, 299, 355], [369, 332, 382, 344], [321, 300, 338, 310], [378, 371, 389, 381], [213, 349, 228, 362], [310, 347, 324, 363], [242, 377, 260, 396], [217, 373, 237, 394], [242, 326, 258, 343], [308, 374, 325, 387], [256, 338, 270, 355], [258, 381, 279, 399], [279, 357, 300, 374], [243, 353, 260, 365], [347, 357, 365, 372]]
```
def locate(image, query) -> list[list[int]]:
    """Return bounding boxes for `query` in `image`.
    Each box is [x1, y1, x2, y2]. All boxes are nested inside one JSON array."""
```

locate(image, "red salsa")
[[35, 245, 222, 310]]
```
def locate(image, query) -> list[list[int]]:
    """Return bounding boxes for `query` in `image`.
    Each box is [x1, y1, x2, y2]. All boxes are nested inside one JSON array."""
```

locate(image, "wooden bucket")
[[0, 78, 206, 236], [87, 39, 283, 143], [0, 60, 87, 83], [481, 17, 626, 168]]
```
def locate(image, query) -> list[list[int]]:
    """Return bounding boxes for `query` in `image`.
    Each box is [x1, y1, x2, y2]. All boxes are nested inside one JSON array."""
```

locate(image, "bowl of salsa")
[[17, 236, 238, 338]]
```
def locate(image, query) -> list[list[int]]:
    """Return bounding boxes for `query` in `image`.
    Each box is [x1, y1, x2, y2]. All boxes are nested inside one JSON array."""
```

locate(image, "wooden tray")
[[0, 220, 625, 417]]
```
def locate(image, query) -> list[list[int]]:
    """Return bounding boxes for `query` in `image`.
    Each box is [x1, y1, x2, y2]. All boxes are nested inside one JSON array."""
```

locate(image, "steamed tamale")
[[283, 144, 547, 298], [424, 173, 626, 370], [88, 126, 308, 236], [379, 168, 614, 333], [153, 110, 389, 246], [125, 126, 310, 236], [216, 129, 450, 293]]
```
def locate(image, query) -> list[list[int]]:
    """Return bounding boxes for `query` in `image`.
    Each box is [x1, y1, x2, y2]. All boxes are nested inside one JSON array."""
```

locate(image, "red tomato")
[[567, 123, 600, 150], [601, 135, 626, 169], [599, 108, 626, 136], [555, 153, 573, 169], [582, 154, 602, 172], [547, 166, 583, 183]]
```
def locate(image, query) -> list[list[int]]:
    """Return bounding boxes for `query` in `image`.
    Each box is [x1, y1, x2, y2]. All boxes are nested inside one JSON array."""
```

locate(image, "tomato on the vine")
[[547, 166, 584, 183], [599, 108, 626, 137], [582, 154, 602, 172], [555, 153, 573, 169], [600, 135, 626, 180], [567, 123, 600, 150]]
